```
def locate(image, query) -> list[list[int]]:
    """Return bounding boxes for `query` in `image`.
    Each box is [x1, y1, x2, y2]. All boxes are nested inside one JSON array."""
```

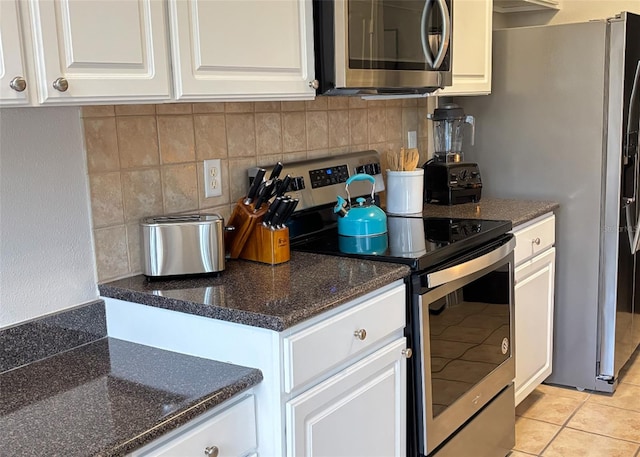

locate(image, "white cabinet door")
[[514, 247, 555, 405], [0, 0, 30, 105], [286, 338, 407, 457], [168, 0, 316, 101], [438, 0, 492, 96], [28, 0, 171, 104]]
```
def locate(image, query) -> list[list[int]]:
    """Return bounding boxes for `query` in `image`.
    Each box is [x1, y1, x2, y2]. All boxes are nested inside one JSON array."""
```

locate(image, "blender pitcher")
[[427, 103, 475, 163]]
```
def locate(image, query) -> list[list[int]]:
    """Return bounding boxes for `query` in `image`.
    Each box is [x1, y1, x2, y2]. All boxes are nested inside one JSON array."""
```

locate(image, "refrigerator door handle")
[[626, 61, 640, 253]]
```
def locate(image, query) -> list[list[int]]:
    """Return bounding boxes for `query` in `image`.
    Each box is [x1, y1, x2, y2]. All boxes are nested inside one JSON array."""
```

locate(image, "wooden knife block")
[[239, 224, 290, 265], [226, 198, 268, 259], [226, 198, 290, 264]]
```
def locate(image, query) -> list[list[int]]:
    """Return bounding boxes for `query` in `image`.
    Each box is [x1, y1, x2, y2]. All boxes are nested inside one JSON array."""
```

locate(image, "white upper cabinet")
[[24, 0, 172, 104], [439, 0, 493, 96], [493, 0, 559, 14], [168, 0, 316, 101], [0, 0, 30, 105]]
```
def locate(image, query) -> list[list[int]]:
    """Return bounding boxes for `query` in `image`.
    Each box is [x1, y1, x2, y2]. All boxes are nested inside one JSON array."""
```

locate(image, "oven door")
[[412, 235, 516, 455]]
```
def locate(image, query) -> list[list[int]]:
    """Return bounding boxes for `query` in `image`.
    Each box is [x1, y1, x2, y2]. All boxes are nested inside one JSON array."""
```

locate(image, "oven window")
[[428, 265, 511, 417], [347, 0, 449, 71]]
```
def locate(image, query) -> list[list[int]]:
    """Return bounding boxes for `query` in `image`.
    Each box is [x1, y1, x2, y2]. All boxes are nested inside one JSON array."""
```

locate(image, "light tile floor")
[[512, 350, 640, 456]]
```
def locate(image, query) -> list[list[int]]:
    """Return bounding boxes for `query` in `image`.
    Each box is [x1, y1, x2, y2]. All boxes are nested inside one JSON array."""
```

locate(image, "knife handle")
[[276, 175, 292, 198], [244, 168, 266, 205], [254, 180, 274, 212], [278, 198, 299, 228], [269, 162, 284, 181], [263, 196, 284, 227]]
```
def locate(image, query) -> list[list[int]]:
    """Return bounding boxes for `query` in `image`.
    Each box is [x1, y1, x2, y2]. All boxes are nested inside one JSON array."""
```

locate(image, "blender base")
[[424, 162, 483, 205]]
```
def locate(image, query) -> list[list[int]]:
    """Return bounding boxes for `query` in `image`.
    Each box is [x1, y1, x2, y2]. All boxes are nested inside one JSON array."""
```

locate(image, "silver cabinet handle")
[[204, 446, 219, 456], [532, 237, 541, 245], [354, 329, 367, 340], [402, 348, 413, 358], [309, 79, 319, 89], [52, 77, 69, 92], [10, 76, 26, 92]]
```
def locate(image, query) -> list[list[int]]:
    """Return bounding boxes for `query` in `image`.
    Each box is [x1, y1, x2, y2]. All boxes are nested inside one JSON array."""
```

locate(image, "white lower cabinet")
[[107, 280, 408, 457], [512, 213, 556, 405], [286, 338, 407, 457], [130, 393, 257, 457]]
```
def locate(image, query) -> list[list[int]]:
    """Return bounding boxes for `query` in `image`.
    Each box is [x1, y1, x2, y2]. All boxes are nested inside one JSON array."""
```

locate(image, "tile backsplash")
[[84, 97, 432, 282]]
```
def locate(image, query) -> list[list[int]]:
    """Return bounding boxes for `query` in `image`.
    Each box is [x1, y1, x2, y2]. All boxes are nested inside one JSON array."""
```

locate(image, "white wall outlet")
[[407, 130, 417, 149], [203, 159, 222, 198]]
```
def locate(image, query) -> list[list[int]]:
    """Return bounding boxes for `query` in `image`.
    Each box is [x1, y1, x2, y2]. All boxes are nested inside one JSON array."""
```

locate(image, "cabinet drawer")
[[512, 214, 555, 266], [135, 395, 256, 457], [283, 285, 406, 393]]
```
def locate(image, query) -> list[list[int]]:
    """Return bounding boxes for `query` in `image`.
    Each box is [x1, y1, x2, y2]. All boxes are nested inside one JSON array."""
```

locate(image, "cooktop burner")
[[290, 216, 512, 271]]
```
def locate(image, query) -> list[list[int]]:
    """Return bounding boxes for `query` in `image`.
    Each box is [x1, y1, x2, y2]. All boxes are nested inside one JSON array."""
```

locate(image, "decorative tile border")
[[0, 300, 107, 373]]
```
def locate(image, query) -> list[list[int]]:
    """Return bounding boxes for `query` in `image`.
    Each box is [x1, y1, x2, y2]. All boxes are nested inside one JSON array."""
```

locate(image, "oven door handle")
[[426, 237, 516, 288]]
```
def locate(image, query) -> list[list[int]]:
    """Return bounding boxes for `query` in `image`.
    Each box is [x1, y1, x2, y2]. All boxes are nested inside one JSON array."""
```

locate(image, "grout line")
[[563, 424, 640, 447]]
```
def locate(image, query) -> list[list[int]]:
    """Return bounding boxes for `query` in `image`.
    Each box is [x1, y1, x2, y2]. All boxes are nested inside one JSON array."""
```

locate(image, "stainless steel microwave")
[[312, 0, 453, 96]]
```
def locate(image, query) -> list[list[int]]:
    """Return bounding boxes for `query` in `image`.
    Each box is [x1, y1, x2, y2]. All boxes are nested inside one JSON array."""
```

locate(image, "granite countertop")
[[423, 197, 559, 227], [100, 252, 410, 332], [0, 337, 262, 457]]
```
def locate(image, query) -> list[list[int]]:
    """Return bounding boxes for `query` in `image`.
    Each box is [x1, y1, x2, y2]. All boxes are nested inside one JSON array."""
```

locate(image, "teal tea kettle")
[[334, 174, 388, 254]]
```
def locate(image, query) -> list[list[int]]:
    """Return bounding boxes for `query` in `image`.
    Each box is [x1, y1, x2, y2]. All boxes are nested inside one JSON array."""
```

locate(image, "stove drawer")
[[283, 284, 406, 393], [512, 213, 555, 266]]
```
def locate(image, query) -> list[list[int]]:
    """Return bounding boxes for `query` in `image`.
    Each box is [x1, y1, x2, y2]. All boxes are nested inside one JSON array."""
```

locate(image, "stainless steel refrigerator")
[[459, 12, 640, 392]]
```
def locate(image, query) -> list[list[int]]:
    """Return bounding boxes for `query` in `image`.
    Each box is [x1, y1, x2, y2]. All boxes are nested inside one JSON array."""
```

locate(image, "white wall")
[[0, 107, 98, 328], [496, 0, 640, 28]]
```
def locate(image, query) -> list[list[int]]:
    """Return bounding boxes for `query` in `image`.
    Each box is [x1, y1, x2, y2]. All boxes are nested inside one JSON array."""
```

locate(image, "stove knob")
[[364, 163, 373, 175], [290, 176, 305, 191]]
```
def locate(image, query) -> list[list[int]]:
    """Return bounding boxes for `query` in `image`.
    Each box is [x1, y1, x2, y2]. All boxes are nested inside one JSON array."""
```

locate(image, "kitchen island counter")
[[100, 252, 410, 332], [0, 336, 262, 457], [423, 198, 559, 226]]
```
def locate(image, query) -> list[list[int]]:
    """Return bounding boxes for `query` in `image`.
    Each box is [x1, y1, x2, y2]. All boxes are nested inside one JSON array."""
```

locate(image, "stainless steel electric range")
[[256, 151, 516, 457]]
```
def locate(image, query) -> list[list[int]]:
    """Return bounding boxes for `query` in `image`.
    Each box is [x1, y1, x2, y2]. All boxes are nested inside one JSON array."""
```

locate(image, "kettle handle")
[[345, 173, 376, 203]]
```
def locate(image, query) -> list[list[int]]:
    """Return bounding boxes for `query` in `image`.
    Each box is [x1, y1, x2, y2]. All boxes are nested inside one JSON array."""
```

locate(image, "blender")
[[423, 103, 483, 205]]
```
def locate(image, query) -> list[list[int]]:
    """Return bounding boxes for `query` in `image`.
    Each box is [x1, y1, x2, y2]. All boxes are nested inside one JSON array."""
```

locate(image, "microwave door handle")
[[426, 237, 516, 288], [432, 0, 451, 69], [420, 0, 450, 70], [420, 0, 436, 69]]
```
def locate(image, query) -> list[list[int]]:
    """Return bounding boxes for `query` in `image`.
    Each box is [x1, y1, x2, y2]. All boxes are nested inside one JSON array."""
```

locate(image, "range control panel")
[[309, 165, 350, 188], [251, 150, 385, 211]]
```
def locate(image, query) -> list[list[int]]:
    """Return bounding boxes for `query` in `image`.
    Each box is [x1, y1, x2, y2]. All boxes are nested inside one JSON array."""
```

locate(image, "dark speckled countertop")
[[100, 252, 410, 332], [423, 197, 558, 226], [0, 337, 262, 457]]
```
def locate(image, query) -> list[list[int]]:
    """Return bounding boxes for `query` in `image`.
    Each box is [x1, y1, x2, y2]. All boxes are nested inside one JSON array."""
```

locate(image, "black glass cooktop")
[[290, 216, 512, 271]]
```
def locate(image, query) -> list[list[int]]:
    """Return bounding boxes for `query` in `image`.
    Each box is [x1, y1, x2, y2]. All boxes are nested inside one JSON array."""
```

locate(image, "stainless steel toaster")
[[140, 214, 225, 277]]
